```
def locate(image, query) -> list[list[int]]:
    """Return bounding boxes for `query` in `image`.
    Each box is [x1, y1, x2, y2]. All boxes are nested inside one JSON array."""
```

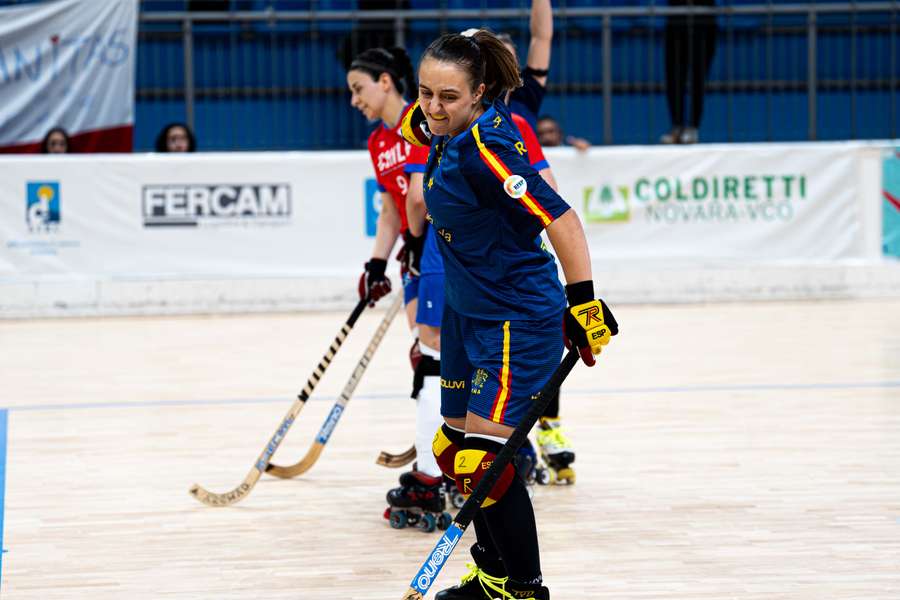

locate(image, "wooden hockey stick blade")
[[399, 349, 581, 599], [376, 445, 417, 468], [189, 394, 310, 506], [265, 442, 324, 478], [265, 295, 403, 478], [189, 297, 369, 506]]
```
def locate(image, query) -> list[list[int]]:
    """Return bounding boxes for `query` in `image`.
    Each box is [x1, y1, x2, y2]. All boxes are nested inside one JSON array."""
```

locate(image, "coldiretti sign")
[[585, 173, 808, 224]]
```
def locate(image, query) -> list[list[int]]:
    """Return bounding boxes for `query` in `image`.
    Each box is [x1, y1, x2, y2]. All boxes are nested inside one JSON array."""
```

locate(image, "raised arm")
[[526, 0, 553, 86]]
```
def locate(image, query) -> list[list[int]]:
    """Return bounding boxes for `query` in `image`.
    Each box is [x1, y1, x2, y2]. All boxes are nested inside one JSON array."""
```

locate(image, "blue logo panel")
[[26, 181, 61, 230], [365, 178, 382, 238], [884, 149, 900, 258]]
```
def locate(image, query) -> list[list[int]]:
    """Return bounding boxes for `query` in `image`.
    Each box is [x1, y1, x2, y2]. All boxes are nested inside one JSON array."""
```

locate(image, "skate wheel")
[[406, 512, 420, 526], [536, 467, 552, 486], [418, 513, 437, 533], [556, 468, 575, 485], [389, 511, 408, 529], [437, 512, 453, 530], [450, 489, 465, 509]]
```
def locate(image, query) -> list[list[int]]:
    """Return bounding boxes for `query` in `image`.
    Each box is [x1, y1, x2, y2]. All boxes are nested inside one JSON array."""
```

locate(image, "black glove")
[[562, 281, 618, 367], [399, 230, 425, 277], [358, 258, 391, 307]]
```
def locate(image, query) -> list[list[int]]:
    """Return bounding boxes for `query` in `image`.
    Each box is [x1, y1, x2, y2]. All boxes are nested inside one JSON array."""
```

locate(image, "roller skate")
[[513, 437, 552, 489], [536, 418, 575, 485], [445, 478, 465, 510], [384, 471, 453, 532]]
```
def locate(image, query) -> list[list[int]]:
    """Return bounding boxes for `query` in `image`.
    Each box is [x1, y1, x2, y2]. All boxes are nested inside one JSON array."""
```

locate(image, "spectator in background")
[[40, 127, 71, 154], [155, 123, 196, 153], [537, 115, 591, 152], [661, 0, 718, 144]]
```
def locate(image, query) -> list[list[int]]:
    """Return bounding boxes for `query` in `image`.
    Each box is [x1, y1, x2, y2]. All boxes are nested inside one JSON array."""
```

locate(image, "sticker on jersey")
[[503, 175, 527, 199]]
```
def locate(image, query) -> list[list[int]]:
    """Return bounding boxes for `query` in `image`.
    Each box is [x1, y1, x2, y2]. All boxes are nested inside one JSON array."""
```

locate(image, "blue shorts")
[[440, 303, 564, 427], [415, 274, 444, 327], [403, 272, 419, 306]]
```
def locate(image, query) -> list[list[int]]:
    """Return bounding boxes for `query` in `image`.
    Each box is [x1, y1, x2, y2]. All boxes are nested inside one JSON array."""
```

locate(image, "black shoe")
[[435, 566, 550, 600]]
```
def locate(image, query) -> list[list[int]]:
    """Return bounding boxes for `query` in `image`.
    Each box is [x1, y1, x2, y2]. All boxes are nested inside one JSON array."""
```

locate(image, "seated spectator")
[[536, 115, 591, 152], [155, 122, 196, 153], [40, 127, 71, 154]]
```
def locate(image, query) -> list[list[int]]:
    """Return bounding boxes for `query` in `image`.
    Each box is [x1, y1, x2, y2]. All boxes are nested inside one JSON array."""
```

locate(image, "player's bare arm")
[[405, 172, 426, 237], [372, 190, 402, 259], [545, 208, 591, 284], [527, 0, 553, 86]]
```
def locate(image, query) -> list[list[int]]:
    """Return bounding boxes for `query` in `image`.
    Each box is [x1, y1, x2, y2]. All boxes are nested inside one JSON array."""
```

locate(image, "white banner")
[[0, 152, 376, 279], [0, 0, 138, 152], [549, 143, 865, 261], [0, 142, 887, 316]]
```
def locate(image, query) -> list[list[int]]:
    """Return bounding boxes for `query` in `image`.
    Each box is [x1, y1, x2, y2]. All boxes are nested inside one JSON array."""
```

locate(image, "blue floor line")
[[0, 409, 8, 591], [3, 380, 900, 413]]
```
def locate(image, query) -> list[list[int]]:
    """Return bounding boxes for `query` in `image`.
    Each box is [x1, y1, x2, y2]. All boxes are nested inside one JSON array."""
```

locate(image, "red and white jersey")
[[367, 105, 430, 233], [511, 112, 550, 172]]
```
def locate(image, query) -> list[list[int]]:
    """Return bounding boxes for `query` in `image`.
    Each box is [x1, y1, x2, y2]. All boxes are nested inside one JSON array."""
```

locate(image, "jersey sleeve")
[[512, 114, 549, 172], [463, 123, 569, 231], [404, 143, 429, 175]]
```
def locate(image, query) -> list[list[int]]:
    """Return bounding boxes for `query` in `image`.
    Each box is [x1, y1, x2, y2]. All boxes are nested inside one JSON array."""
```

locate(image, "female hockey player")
[[346, 47, 450, 528], [404, 30, 618, 599]]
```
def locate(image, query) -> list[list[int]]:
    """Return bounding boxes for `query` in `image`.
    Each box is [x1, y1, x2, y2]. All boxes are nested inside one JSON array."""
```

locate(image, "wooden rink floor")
[[1, 298, 899, 599]]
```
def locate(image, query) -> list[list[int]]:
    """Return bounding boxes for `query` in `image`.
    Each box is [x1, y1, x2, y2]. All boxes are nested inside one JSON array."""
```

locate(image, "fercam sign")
[[141, 183, 291, 227]]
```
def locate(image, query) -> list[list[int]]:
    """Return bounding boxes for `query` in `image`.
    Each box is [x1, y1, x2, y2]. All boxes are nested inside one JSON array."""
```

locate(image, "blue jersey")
[[423, 100, 569, 321]]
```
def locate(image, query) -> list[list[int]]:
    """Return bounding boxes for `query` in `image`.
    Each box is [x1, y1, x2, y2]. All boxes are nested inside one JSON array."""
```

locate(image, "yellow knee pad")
[[453, 447, 515, 508]]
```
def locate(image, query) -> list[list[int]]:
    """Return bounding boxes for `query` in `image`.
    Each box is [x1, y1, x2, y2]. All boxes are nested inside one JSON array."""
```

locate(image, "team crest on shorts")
[[503, 175, 527, 199], [471, 368, 489, 395]]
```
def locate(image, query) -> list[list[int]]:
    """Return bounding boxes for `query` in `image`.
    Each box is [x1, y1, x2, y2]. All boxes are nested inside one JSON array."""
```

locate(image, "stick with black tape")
[[266, 294, 403, 478], [189, 296, 370, 507], [399, 349, 581, 600]]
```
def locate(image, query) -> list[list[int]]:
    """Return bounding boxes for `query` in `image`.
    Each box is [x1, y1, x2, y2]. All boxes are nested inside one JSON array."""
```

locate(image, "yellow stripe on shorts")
[[490, 321, 512, 422]]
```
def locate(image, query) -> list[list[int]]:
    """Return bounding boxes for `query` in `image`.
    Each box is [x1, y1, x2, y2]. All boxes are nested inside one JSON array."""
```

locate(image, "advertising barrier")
[[0, 142, 894, 316]]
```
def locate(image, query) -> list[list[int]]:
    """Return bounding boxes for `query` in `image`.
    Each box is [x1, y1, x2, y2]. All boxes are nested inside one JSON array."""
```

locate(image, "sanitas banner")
[[0, 0, 138, 153]]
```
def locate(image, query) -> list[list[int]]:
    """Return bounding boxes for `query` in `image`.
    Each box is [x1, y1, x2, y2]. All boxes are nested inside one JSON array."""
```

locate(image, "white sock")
[[419, 341, 441, 360], [466, 432, 509, 446], [415, 376, 443, 478]]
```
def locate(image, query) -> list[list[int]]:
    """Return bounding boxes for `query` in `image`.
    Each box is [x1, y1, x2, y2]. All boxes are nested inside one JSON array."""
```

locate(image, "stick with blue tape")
[[189, 297, 370, 507], [400, 350, 580, 599], [266, 294, 403, 478]]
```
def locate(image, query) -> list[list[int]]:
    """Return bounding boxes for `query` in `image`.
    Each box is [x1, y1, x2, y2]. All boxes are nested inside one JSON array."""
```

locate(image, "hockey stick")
[[376, 445, 417, 468], [189, 296, 370, 506], [266, 293, 403, 478], [400, 349, 580, 600]]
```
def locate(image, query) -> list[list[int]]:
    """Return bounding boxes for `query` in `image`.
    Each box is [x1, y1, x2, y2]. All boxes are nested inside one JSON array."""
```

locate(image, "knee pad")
[[411, 354, 440, 399], [432, 423, 464, 480], [454, 437, 516, 508]]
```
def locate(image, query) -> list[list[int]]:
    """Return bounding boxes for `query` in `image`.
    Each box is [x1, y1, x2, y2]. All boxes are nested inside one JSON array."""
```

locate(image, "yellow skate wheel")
[[556, 468, 576, 485]]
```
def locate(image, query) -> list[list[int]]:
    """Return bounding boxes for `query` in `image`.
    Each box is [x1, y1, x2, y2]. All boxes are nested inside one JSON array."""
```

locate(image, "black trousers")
[[664, 0, 718, 128]]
